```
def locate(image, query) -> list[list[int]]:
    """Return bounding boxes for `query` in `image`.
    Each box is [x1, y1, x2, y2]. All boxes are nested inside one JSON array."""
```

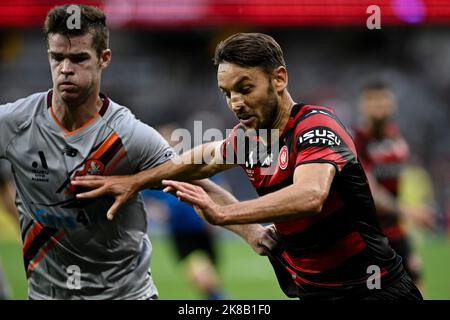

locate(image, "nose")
[[60, 58, 74, 75], [230, 92, 244, 112]]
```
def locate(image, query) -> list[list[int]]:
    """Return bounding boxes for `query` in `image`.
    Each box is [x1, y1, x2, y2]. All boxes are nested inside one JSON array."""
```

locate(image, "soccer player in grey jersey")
[[0, 3, 162, 300], [0, 4, 271, 300], [0, 5, 176, 300]]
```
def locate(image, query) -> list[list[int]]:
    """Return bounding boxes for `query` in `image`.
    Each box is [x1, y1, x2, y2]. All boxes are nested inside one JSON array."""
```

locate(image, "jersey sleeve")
[[0, 100, 24, 159], [129, 121, 175, 171], [294, 110, 357, 173]]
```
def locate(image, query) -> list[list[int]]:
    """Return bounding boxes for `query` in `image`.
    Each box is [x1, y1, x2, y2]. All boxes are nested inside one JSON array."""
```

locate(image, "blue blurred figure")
[[142, 124, 229, 300]]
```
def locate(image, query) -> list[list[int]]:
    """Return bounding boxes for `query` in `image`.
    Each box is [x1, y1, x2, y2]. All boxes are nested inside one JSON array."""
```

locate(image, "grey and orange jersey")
[[0, 90, 174, 299]]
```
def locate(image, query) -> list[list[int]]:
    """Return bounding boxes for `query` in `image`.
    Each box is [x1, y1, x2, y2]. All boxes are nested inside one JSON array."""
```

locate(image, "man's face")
[[360, 89, 397, 123], [47, 32, 110, 106], [217, 63, 279, 130]]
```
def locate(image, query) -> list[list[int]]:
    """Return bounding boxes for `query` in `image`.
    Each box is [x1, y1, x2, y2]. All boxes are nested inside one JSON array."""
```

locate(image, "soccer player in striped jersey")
[[74, 33, 422, 300], [353, 82, 434, 292]]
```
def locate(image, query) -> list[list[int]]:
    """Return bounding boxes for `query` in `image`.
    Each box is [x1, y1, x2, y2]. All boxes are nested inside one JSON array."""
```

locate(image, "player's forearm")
[[193, 179, 238, 206], [135, 143, 226, 190], [217, 183, 328, 225], [193, 179, 264, 241]]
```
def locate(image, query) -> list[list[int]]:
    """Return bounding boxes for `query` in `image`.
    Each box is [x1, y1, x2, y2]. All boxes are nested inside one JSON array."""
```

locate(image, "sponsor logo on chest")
[[298, 129, 341, 146]]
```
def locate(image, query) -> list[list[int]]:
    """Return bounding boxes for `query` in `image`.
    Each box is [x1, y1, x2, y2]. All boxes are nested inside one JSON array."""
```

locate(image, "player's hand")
[[162, 180, 225, 225], [246, 224, 279, 256], [72, 175, 138, 221]]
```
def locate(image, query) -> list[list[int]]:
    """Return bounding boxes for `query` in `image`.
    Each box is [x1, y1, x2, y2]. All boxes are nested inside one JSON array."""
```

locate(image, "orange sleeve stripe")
[[22, 222, 44, 254], [27, 231, 65, 276], [89, 132, 119, 160]]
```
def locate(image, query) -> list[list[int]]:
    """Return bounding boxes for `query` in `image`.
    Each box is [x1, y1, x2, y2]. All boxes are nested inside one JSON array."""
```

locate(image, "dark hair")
[[361, 80, 391, 92], [44, 4, 109, 57], [214, 33, 286, 75]]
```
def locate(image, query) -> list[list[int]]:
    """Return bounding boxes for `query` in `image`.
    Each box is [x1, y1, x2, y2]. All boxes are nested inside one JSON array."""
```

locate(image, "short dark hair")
[[214, 33, 286, 75], [361, 80, 391, 92], [44, 4, 109, 57]]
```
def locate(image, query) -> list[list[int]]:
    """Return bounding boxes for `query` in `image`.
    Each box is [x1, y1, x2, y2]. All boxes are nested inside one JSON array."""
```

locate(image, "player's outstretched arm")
[[163, 162, 335, 225], [72, 141, 235, 220]]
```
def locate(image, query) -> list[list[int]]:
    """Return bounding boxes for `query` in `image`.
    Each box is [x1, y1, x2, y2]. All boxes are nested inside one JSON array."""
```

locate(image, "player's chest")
[[239, 139, 296, 190], [8, 126, 128, 194]]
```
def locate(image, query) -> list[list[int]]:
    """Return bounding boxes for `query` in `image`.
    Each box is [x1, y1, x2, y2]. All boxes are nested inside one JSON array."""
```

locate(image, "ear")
[[272, 66, 288, 93], [99, 49, 112, 69]]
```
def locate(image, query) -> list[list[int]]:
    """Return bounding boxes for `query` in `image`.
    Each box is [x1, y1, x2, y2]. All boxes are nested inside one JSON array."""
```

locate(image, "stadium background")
[[0, 0, 449, 299]]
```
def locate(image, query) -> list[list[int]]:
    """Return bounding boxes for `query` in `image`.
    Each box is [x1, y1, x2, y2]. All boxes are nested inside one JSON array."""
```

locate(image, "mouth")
[[59, 81, 77, 91], [238, 115, 256, 126]]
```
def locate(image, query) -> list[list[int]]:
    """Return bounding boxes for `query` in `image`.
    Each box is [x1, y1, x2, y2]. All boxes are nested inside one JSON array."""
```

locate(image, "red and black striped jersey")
[[221, 104, 404, 299], [353, 122, 409, 241]]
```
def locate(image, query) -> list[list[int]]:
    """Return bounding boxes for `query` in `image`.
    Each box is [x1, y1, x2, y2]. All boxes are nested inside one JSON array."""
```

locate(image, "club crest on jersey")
[[85, 159, 105, 176], [278, 146, 289, 170]]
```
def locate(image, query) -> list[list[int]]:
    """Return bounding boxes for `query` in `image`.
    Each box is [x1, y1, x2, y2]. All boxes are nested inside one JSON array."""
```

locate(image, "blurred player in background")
[[352, 81, 435, 292], [74, 33, 422, 300], [0, 160, 18, 300], [143, 123, 228, 300]]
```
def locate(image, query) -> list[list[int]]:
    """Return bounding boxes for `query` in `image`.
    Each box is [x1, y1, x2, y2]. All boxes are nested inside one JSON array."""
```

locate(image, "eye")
[[240, 86, 253, 95], [52, 55, 64, 62], [71, 56, 88, 63]]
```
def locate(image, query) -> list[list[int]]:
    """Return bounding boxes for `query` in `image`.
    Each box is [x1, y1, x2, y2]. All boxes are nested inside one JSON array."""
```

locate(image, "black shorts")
[[297, 273, 423, 301], [390, 237, 421, 282], [171, 230, 217, 264], [360, 272, 423, 300]]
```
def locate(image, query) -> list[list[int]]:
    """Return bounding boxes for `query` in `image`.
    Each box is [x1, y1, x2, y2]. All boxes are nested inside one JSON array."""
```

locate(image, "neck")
[[272, 90, 295, 133], [51, 89, 102, 132]]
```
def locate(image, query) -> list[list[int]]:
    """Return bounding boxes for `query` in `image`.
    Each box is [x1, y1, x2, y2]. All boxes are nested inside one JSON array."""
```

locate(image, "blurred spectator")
[[352, 81, 435, 293]]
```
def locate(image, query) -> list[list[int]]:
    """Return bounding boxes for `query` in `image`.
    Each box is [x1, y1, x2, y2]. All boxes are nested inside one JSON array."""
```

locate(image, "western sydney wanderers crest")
[[278, 145, 289, 170]]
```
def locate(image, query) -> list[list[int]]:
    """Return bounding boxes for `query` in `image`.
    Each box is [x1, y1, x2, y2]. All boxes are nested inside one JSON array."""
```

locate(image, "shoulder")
[[0, 91, 48, 128], [101, 98, 138, 129], [101, 98, 167, 148], [291, 104, 343, 135], [296, 104, 337, 121], [0, 91, 47, 113], [100, 98, 144, 142]]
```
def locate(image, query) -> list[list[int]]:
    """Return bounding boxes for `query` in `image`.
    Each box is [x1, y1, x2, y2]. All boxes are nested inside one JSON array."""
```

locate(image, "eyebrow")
[[49, 51, 91, 58], [219, 75, 251, 91]]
